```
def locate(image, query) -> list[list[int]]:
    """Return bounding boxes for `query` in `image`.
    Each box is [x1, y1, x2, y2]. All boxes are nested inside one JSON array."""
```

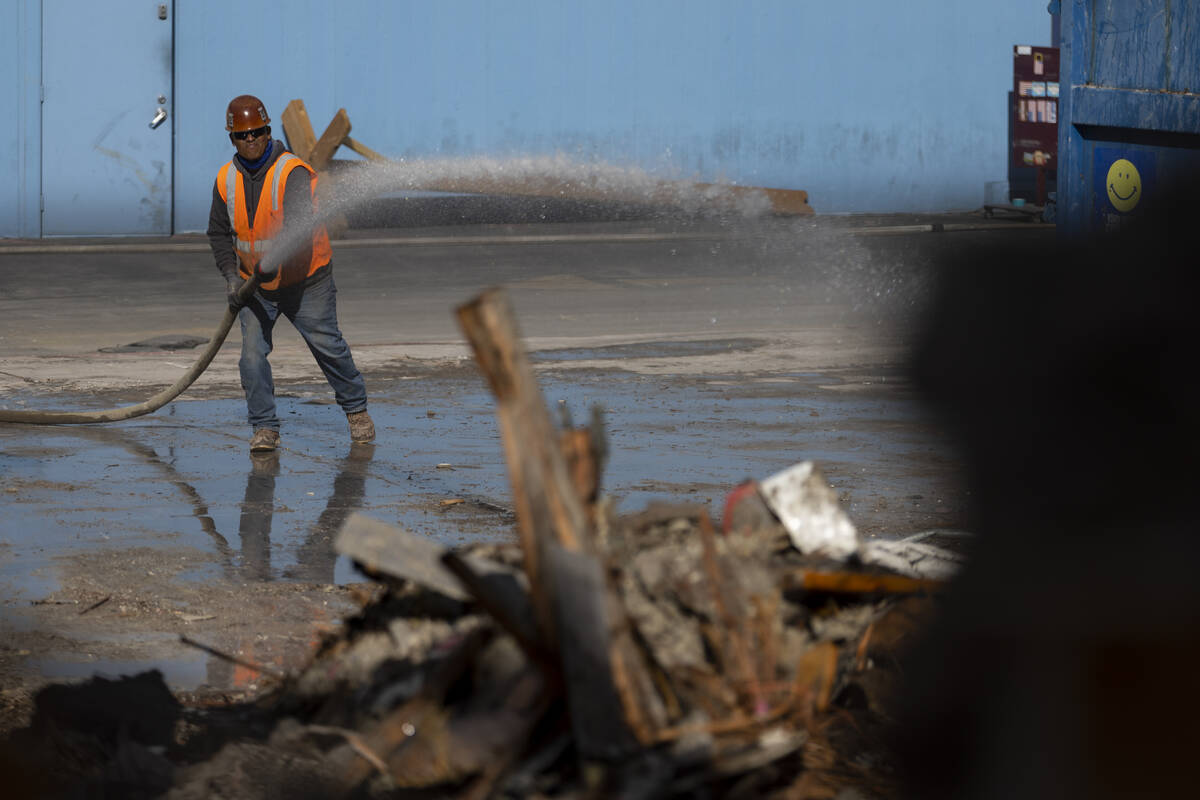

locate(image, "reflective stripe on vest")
[[271, 154, 297, 211]]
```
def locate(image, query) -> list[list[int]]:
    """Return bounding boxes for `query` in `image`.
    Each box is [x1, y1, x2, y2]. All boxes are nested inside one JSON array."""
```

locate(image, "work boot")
[[347, 410, 375, 443], [249, 428, 280, 453]]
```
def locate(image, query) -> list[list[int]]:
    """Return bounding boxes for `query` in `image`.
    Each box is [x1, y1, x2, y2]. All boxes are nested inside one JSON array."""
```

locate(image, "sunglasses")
[[231, 125, 270, 141]]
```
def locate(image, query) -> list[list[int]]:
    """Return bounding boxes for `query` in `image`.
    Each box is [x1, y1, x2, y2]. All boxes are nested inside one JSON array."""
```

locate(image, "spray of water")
[[329, 153, 778, 215], [258, 153, 779, 272], [257, 151, 923, 330]]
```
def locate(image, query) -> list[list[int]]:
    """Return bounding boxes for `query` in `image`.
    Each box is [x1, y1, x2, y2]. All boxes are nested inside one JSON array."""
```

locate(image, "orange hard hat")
[[226, 95, 270, 132]]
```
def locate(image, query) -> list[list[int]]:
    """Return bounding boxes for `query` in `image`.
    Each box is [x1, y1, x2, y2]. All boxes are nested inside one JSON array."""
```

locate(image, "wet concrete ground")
[[2, 358, 959, 589], [0, 214, 1050, 710]]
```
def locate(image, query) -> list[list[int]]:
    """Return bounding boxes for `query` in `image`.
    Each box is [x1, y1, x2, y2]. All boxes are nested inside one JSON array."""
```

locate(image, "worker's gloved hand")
[[226, 279, 248, 311]]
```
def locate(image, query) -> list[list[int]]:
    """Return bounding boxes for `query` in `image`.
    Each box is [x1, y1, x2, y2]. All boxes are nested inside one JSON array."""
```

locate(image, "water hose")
[[0, 275, 261, 425]]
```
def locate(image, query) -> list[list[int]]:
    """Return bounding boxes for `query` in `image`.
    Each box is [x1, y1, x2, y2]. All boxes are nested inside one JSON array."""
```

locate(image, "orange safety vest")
[[216, 153, 333, 291]]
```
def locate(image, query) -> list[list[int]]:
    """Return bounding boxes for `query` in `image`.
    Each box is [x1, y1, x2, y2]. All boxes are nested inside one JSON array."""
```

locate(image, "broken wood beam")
[[308, 107, 352, 172], [456, 289, 663, 756], [343, 135, 388, 162], [280, 99, 318, 162], [455, 289, 591, 640]]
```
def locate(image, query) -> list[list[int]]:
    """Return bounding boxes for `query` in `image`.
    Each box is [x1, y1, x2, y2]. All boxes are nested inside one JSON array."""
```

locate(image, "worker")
[[207, 94, 373, 452]]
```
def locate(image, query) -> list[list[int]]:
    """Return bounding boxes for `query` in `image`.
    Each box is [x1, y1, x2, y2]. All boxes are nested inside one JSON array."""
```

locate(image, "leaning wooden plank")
[[308, 108, 352, 172], [455, 289, 592, 640], [334, 511, 522, 602], [454, 289, 589, 552], [280, 99, 318, 162], [343, 135, 389, 162], [454, 290, 668, 751]]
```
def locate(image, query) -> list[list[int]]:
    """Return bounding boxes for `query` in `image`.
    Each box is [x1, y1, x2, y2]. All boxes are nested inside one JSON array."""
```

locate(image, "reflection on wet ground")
[[0, 359, 968, 692], [1, 435, 387, 600], [1, 363, 963, 606]]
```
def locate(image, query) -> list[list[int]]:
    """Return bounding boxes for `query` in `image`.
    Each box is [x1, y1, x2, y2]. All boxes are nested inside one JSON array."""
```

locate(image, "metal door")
[[42, 1, 173, 236]]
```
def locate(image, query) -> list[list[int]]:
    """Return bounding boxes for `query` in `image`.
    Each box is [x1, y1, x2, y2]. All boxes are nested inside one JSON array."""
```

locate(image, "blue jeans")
[[238, 271, 367, 431]]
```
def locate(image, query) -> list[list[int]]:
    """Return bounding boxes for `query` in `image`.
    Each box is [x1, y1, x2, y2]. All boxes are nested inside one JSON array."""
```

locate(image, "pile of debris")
[[1, 290, 965, 798]]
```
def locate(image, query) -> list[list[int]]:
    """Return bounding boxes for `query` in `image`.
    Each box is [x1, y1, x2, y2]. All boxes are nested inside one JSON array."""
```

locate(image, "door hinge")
[[40, 194, 45, 212], [39, 85, 44, 103]]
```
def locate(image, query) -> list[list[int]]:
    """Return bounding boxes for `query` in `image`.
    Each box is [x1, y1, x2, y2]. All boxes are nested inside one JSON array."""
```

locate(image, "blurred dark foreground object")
[[898, 175, 1200, 799]]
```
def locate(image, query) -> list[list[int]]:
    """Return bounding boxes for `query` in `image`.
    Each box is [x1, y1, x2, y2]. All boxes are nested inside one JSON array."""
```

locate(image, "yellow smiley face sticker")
[[1106, 159, 1142, 213]]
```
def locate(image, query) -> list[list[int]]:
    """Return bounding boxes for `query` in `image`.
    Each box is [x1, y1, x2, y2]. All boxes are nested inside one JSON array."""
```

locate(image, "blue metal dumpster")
[[1058, 1, 1200, 236]]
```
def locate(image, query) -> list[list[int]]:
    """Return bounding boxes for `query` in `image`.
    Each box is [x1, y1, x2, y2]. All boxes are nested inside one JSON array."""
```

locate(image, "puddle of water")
[[0, 365, 959, 607], [0, 364, 964, 692]]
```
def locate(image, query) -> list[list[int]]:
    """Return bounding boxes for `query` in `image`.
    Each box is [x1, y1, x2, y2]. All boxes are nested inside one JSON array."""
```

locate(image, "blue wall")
[[1, 0, 42, 239], [7, 1, 1052, 236]]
